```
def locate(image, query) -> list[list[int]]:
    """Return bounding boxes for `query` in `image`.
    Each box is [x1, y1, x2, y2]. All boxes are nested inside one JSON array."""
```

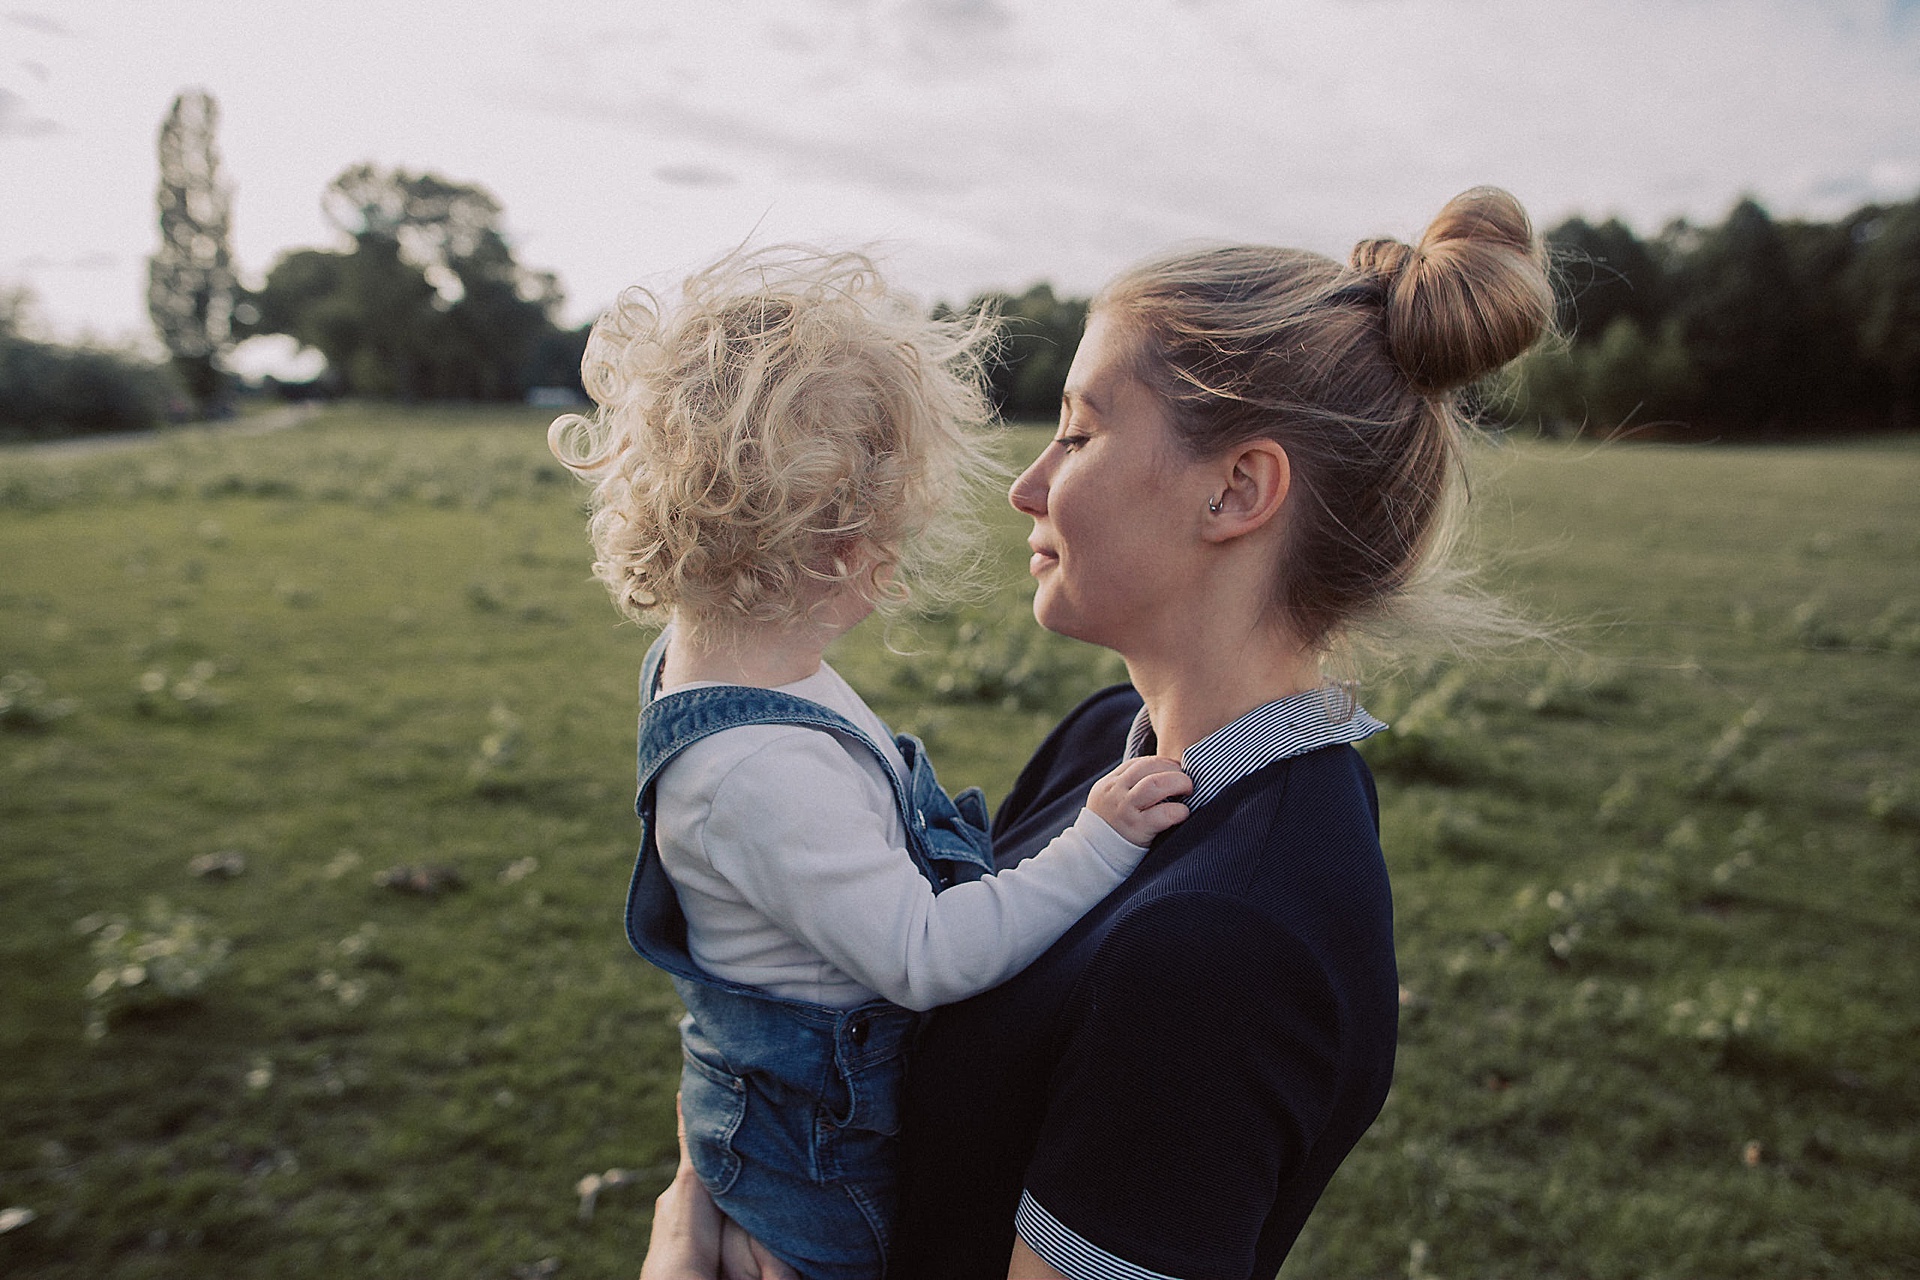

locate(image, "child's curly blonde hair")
[[548, 247, 1002, 646]]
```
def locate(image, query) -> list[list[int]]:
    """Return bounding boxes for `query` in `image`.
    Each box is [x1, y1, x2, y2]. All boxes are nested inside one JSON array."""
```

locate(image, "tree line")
[[1507, 198, 1920, 436], [1, 90, 589, 440], [150, 90, 588, 411], [4, 86, 1918, 440], [969, 199, 1920, 438]]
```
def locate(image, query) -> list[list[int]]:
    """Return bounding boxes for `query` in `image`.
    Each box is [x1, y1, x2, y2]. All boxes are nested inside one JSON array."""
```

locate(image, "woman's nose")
[[1009, 452, 1048, 516]]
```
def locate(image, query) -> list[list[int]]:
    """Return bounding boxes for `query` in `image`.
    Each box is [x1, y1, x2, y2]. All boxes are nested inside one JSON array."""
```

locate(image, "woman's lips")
[[1028, 546, 1057, 575]]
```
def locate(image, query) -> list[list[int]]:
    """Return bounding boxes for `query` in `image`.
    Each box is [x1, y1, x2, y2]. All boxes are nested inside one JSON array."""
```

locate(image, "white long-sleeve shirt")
[[652, 660, 1145, 1011]]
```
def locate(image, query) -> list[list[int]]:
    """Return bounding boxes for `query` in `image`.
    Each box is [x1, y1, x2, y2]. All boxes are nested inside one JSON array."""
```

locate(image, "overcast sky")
[[6, 0, 1919, 374]]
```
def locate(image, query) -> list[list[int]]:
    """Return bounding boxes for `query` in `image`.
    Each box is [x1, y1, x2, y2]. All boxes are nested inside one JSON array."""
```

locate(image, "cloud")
[[901, 0, 1015, 35], [0, 86, 59, 137], [654, 163, 738, 187], [4, 10, 74, 37], [14, 251, 117, 272], [519, 85, 951, 197]]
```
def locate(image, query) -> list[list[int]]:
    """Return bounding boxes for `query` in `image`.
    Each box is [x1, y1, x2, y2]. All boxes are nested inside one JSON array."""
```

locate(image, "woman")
[[642, 186, 1553, 1280]]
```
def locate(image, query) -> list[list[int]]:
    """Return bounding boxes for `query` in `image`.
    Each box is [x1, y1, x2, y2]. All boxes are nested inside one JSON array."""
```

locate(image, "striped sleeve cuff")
[[1016, 1190, 1182, 1280]]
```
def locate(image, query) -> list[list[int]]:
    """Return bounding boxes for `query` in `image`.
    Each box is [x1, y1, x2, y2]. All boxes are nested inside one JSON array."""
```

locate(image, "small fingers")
[[1130, 798, 1190, 838], [1122, 763, 1193, 810], [1103, 753, 1189, 789]]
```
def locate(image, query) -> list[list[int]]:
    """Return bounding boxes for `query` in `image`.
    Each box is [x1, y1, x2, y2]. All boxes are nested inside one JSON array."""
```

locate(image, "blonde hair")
[[1100, 186, 1553, 659], [548, 247, 1001, 645]]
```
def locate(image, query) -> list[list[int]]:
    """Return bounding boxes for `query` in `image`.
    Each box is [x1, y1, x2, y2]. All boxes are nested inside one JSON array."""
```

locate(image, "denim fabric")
[[627, 632, 992, 1280]]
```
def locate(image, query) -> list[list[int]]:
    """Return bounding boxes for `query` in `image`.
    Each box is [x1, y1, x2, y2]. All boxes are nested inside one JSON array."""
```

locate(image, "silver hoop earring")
[[1207, 494, 1223, 514]]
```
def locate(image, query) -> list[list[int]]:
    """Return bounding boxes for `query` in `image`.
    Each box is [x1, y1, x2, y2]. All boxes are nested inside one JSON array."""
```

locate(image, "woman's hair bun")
[[1350, 186, 1553, 394]]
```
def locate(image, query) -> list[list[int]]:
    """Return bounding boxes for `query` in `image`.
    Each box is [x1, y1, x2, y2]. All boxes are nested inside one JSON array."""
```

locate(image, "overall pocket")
[[679, 1036, 747, 1196]]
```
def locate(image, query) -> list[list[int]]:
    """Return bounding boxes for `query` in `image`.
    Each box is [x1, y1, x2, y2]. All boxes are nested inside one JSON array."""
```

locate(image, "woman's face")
[[1009, 310, 1211, 655]]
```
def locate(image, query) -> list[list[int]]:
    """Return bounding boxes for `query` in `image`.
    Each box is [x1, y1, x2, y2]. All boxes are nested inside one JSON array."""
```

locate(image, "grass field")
[[1, 407, 1916, 1279]]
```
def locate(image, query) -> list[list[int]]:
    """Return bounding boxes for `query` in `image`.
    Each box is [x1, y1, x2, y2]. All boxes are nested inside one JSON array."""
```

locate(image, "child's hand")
[[1088, 755, 1193, 847]]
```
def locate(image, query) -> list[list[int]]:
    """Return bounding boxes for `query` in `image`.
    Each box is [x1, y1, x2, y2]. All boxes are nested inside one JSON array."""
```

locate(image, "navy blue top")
[[894, 685, 1399, 1280]]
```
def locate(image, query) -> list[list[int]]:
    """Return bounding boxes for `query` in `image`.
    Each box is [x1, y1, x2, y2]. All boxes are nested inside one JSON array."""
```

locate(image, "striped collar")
[[1124, 686, 1387, 809]]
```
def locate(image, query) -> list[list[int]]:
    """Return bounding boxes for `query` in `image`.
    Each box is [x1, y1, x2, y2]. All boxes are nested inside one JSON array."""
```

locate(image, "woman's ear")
[[1201, 439, 1290, 543]]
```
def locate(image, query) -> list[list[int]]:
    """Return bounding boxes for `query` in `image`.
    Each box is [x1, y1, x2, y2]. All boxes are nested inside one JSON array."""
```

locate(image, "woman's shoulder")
[[1073, 750, 1395, 994]]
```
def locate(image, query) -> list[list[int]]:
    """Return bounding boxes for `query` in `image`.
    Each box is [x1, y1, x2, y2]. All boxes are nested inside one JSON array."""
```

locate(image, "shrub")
[[1357, 667, 1484, 784], [0, 329, 176, 440], [1688, 701, 1768, 798], [75, 900, 232, 1041], [0, 670, 78, 730]]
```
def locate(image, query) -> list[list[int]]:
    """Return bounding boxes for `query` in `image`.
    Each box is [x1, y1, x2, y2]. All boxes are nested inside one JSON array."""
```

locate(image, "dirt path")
[[3, 403, 324, 460]]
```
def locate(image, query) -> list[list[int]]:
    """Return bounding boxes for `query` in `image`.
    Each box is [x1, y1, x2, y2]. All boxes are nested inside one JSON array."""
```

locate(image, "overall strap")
[[638, 690, 918, 834], [625, 630, 991, 995]]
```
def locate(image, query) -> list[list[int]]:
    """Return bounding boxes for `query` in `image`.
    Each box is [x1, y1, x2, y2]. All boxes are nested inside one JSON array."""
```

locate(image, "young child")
[[550, 248, 1190, 1280]]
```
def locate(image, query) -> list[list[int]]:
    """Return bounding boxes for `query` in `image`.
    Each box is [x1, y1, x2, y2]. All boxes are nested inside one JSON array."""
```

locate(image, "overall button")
[[849, 1019, 868, 1045]]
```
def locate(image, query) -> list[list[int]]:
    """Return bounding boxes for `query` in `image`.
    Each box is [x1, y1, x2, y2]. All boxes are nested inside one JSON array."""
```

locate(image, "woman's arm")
[[1006, 893, 1352, 1278], [1008, 1235, 1072, 1280], [639, 1099, 800, 1280]]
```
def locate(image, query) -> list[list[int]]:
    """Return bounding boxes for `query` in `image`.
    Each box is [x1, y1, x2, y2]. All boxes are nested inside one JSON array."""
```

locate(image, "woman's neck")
[[1123, 622, 1321, 761]]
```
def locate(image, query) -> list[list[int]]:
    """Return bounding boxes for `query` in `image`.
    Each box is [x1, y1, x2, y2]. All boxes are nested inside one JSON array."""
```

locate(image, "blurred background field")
[[1, 410, 1917, 1279]]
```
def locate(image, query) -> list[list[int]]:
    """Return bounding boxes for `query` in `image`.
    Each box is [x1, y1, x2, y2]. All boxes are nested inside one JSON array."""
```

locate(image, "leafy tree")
[[3, 288, 174, 439], [958, 283, 1087, 420], [243, 165, 573, 400], [1546, 217, 1667, 340], [1779, 210, 1881, 425], [1668, 198, 1810, 431], [146, 89, 236, 414], [1847, 197, 1920, 422]]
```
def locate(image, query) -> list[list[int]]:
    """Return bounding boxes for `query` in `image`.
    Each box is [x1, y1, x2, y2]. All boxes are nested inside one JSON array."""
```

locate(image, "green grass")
[[1, 408, 1916, 1278]]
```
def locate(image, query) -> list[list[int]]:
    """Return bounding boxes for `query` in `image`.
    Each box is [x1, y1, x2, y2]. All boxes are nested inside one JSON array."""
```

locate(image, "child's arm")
[[690, 737, 1190, 1011]]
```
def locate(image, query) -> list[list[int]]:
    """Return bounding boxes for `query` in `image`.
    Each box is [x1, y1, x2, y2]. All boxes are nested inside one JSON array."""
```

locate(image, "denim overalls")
[[627, 633, 993, 1280]]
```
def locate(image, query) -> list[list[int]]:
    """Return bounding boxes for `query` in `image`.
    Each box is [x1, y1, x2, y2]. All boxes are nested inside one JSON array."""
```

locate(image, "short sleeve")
[[1019, 891, 1344, 1280]]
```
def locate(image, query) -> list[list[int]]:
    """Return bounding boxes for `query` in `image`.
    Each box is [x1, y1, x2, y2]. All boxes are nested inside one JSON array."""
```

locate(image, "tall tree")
[[960, 283, 1087, 420], [147, 89, 235, 414], [1546, 216, 1668, 341], [1848, 198, 1920, 423], [243, 165, 569, 400], [1669, 198, 1809, 431]]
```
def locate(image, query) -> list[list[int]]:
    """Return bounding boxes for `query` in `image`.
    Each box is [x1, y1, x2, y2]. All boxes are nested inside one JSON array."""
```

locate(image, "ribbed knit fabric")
[[894, 685, 1399, 1280]]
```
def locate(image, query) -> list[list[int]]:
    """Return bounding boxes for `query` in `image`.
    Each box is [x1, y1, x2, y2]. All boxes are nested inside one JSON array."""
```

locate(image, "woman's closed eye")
[[1053, 432, 1090, 452]]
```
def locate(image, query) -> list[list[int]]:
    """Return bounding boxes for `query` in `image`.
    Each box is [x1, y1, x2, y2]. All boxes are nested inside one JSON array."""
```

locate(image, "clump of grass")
[[1594, 770, 1642, 831], [1866, 776, 1920, 829], [273, 580, 321, 608], [0, 670, 78, 730], [133, 661, 226, 719], [1358, 667, 1485, 784], [1523, 655, 1634, 717], [1688, 700, 1767, 799], [75, 900, 232, 1042], [469, 704, 524, 794], [1664, 980, 1778, 1063], [1789, 595, 1851, 650], [1516, 854, 1676, 966], [1861, 600, 1920, 656], [1707, 811, 1770, 890], [890, 616, 1126, 713]]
